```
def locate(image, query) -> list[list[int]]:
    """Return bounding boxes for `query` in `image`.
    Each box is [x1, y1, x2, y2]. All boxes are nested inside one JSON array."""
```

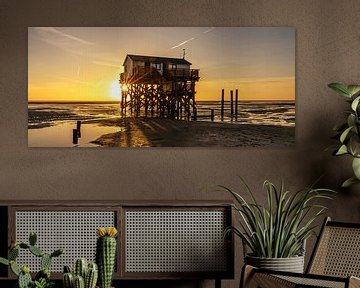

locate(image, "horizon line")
[[28, 99, 295, 104]]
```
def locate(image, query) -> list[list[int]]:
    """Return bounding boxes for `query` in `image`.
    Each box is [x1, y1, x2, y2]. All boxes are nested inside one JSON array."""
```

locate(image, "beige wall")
[[1, 1, 360, 287]]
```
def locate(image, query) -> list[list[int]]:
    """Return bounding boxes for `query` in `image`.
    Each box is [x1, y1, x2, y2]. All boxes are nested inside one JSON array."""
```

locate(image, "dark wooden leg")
[[215, 278, 221, 288]]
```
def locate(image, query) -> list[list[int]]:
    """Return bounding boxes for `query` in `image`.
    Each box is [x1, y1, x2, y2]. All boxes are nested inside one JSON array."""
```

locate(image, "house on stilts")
[[119, 54, 200, 119]]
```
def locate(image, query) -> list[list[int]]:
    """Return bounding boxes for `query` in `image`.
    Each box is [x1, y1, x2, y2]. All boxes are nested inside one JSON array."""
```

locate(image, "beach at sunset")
[[28, 116, 295, 148], [28, 101, 295, 147], [28, 27, 295, 147], [90, 117, 295, 147]]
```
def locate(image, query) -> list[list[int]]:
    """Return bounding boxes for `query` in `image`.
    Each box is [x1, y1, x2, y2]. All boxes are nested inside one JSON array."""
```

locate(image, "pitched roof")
[[123, 54, 192, 66]]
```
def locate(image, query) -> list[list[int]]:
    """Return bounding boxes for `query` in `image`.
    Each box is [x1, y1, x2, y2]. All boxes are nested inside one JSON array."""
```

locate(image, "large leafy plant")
[[328, 83, 360, 187], [222, 180, 334, 258]]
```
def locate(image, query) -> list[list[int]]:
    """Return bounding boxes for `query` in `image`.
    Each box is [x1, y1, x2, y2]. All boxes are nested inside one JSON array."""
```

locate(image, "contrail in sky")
[[171, 37, 195, 49], [203, 27, 215, 34]]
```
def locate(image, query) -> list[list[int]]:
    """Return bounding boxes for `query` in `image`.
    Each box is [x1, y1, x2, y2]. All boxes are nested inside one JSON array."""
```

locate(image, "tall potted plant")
[[328, 83, 360, 187], [221, 179, 334, 273]]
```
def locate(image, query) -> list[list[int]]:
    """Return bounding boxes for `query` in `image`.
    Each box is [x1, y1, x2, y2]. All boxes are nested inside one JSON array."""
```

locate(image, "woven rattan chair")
[[241, 217, 360, 288]]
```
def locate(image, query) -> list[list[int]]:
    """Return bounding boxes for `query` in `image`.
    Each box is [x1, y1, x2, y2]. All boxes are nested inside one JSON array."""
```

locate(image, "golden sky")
[[28, 27, 295, 102]]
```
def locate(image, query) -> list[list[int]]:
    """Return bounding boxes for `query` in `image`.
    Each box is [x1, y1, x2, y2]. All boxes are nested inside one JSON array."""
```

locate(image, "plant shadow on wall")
[[328, 83, 360, 187], [219, 179, 335, 273]]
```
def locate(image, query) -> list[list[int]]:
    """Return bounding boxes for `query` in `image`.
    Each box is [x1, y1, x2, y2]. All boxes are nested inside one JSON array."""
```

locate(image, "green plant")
[[328, 83, 360, 187], [0, 232, 63, 288], [62, 259, 98, 288], [96, 227, 118, 288], [221, 179, 334, 258]]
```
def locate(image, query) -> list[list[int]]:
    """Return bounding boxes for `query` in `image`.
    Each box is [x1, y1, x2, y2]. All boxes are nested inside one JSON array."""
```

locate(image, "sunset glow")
[[110, 80, 121, 101], [28, 27, 295, 102]]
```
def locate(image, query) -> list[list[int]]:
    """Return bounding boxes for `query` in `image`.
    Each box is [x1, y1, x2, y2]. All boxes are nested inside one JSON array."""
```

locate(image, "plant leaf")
[[336, 144, 348, 155], [351, 96, 360, 111], [328, 83, 351, 97], [342, 177, 360, 188], [0, 257, 9, 266], [347, 85, 360, 97], [340, 126, 353, 143], [352, 157, 360, 179], [348, 135, 360, 157], [347, 114, 356, 128]]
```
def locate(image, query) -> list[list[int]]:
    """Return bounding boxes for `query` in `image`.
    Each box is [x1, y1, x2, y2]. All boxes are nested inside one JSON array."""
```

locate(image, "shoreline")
[[87, 117, 295, 147]]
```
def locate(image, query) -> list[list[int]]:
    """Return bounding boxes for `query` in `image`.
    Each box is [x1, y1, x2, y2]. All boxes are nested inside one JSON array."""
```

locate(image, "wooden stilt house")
[[120, 54, 200, 119]]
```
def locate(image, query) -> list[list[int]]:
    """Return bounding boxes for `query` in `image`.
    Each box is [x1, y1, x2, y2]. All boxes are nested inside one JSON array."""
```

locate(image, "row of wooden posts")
[[71, 89, 238, 143], [193, 89, 239, 122]]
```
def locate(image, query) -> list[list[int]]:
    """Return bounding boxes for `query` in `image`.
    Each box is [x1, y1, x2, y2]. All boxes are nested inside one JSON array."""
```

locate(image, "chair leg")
[[240, 265, 255, 288], [215, 278, 221, 288]]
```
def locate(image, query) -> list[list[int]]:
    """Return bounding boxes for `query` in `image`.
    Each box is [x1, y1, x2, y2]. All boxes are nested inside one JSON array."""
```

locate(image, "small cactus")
[[0, 232, 63, 288], [29, 232, 37, 246], [41, 253, 52, 270], [63, 272, 74, 288], [74, 275, 85, 288], [10, 260, 20, 276], [96, 227, 118, 288], [51, 248, 64, 258], [85, 263, 98, 288], [0, 257, 9, 266], [19, 243, 30, 249], [63, 259, 98, 288], [29, 245, 44, 257], [63, 265, 72, 273], [74, 258, 87, 279], [18, 269, 32, 288], [9, 246, 19, 260]]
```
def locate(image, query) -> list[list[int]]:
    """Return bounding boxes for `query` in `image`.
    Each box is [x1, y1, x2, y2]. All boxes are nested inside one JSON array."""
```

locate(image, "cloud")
[[32, 27, 94, 55], [171, 37, 196, 49]]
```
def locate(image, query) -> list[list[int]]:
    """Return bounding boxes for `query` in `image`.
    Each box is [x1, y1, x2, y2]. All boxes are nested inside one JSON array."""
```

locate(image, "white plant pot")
[[245, 254, 305, 273]]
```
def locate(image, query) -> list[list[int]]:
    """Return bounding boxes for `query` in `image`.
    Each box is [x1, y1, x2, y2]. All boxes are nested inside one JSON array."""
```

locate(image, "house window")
[[151, 63, 162, 70]]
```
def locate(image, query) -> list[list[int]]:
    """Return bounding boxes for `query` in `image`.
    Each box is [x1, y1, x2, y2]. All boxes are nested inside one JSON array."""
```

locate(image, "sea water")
[[28, 101, 295, 147], [28, 101, 295, 129]]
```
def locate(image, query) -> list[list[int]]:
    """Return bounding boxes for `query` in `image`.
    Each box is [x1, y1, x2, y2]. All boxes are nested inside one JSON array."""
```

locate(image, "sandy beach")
[[89, 117, 295, 147]]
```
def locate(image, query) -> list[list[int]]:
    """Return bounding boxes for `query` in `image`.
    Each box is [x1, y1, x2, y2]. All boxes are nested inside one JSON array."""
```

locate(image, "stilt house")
[[120, 54, 200, 119]]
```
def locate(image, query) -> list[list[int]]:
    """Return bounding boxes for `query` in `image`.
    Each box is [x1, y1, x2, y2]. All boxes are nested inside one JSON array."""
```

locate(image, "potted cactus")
[[96, 227, 118, 288], [0, 232, 63, 288], [62, 258, 98, 288]]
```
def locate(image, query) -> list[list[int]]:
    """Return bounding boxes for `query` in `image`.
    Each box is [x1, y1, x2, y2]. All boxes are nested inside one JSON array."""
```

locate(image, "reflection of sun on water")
[[110, 80, 121, 101]]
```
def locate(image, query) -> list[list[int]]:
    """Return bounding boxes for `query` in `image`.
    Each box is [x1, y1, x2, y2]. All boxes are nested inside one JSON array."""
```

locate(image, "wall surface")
[[1, 1, 360, 287]]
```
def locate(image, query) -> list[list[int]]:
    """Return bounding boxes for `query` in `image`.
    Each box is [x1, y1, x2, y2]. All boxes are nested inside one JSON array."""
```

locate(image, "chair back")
[[307, 217, 360, 277]]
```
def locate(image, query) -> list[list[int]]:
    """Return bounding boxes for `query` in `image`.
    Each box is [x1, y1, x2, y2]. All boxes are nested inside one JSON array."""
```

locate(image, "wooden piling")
[[193, 107, 197, 121], [76, 121, 81, 137], [230, 90, 234, 116], [73, 129, 78, 145], [235, 89, 238, 119], [211, 109, 215, 122], [221, 89, 224, 121]]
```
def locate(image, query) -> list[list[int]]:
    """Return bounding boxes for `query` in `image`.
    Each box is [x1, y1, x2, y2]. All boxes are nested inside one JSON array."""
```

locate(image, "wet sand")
[[89, 117, 295, 147]]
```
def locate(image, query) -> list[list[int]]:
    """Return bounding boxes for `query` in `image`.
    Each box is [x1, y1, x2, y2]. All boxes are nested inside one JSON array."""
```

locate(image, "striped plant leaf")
[[220, 180, 335, 258]]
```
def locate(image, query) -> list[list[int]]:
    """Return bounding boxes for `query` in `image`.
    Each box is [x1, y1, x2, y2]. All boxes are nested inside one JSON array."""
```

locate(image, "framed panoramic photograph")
[[28, 27, 295, 147]]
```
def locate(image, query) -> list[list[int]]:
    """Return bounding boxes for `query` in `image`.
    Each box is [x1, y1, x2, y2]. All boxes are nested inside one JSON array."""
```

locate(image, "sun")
[[109, 80, 121, 101]]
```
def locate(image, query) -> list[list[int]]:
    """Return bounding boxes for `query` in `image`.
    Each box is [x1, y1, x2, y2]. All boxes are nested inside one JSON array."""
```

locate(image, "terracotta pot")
[[245, 254, 304, 273]]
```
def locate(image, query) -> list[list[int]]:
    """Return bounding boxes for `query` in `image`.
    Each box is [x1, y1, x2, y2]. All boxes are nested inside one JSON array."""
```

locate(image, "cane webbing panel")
[[277, 275, 345, 288], [309, 226, 360, 277], [15, 211, 115, 272], [125, 210, 227, 273]]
